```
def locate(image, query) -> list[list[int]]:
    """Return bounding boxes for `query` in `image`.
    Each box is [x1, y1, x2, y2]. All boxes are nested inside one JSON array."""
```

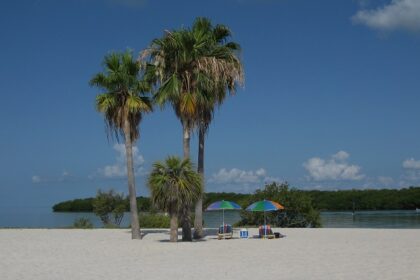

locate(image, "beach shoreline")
[[1, 228, 419, 280]]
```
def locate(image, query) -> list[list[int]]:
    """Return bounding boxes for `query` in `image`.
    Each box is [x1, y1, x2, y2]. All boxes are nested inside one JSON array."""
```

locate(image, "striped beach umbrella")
[[246, 200, 284, 212], [246, 200, 284, 236], [206, 200, 241, 230]]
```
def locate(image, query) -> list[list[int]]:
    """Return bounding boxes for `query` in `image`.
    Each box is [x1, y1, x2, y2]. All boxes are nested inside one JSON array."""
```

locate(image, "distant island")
[[53, 187, 420, 212]]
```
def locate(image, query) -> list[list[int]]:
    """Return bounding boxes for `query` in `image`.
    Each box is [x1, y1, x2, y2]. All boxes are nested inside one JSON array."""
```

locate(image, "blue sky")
[[1, 0, 420, 207]]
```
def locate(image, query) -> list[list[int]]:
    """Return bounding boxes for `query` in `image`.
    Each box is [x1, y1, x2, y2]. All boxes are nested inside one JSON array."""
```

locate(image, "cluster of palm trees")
[[90, 17, 244, 241]]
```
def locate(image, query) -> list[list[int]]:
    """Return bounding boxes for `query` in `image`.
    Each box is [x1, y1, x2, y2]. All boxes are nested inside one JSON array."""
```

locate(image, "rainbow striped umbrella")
[[246, 200, 284, 212], [206, 200, 241, 230], [246, 200, 284, 236]]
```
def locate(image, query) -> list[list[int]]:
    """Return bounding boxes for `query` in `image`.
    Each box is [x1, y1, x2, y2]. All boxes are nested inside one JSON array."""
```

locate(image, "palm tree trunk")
[[183, 122, 190, 159], [124, 118, 141, 240], [169, 210, 178, 242], [181, 121, 192, 241], [193, 125, 205, 239]]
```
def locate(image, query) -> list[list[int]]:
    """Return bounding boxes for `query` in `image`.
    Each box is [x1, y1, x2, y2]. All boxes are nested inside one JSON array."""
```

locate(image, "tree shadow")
[[157, 238, 209, 243], [141, 229, 170, 239]]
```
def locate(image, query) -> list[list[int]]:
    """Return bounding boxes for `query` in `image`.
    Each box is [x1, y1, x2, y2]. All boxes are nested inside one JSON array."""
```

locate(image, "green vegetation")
[[53, 196, 152, 212], [53, 198, 94, 212], [142, 17, 244, 240], [92, 190, 126, 226], [52, 186, 420, 214], [147, 156, 203, 242], [90, 51, 153, 239], [86, 17, 244, 240], [308, 187, 420, 211], [139, 213, 170, 228], [72, 217, 93, 229], [236, 182, 321, 228]]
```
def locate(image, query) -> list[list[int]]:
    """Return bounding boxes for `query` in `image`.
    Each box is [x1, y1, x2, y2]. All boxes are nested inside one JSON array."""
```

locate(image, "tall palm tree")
[[191, 20, 244, 239], [90, 51, 152, 239], [141, 17, 243, 240], [148, 156, 203, 242], [140, 20, 207, 241]]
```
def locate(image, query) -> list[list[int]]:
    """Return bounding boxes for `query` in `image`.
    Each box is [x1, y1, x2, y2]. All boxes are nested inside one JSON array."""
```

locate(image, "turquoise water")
[[0, 207, 419, 228], [321, 210, 420, 229], [205, 210, 420, 228]]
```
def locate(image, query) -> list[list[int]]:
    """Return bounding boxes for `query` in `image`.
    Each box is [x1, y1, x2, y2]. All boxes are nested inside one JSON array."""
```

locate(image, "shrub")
[[236, 182, 322, 228], [73, 217, 93, 229], [93, 189, 126, 226], [139, 213, 170, 228]]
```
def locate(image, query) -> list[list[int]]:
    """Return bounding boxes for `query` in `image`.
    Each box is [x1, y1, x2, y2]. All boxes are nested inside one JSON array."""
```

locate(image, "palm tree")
[[141, 17, 243, 240], [140, 21, 206, 241], [90, 51, 152, 239], [191, 20, 244, 239], [141, 28, 200, 159], [148, 156, 203, 242]]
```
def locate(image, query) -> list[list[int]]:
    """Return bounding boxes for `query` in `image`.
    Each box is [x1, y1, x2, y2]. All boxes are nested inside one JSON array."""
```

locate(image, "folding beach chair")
[[258, 225, 275, 239], [218, 224, 233, 240]]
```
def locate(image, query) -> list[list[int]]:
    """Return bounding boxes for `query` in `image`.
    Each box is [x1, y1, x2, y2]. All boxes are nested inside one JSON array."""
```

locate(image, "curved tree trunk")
[[124, 118, 141, 240], [193, 125, 205, 239], [181, 121, 192, 241], [169, 210, 178, 242]]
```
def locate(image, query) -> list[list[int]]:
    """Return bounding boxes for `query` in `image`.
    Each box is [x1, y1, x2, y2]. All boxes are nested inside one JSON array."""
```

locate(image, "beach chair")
[[258, 225, 275, 239], [218, 224, 233, 240]]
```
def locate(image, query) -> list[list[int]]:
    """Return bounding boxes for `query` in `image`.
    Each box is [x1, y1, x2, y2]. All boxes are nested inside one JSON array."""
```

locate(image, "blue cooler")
[[239, 228, 248, 239]]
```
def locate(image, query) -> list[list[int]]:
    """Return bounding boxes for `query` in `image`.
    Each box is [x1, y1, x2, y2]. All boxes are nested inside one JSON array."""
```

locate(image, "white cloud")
[[352, 0, 420, 32], [402, 170, 420, 182], [263, 176, 282, 183], [31, 171, 74, 184], [303, 151, 365, 181], [332, 150, 349, 161], [32, 176, 41, 183], [209, 168, 266, 184], [209, 167, 281, 185], [96, 144, 145, 178], [208, 167, 282, 193], [402, 158, 420, 169], [255, 168, 267, 177], [401, 158, 420, 183], [378, 176, 394, 186]]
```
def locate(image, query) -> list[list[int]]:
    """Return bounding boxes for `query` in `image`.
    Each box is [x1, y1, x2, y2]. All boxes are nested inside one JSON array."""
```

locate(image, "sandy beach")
[[1, 228, 419, 280]]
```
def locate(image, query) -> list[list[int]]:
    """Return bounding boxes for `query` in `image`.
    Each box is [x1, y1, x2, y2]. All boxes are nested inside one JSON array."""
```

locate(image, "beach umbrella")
[[206, 200, 242, 232], [246, 200, 284, 236]]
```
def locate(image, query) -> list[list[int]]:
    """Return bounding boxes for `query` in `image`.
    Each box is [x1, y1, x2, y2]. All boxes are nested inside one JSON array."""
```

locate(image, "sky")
[[1, 0, 420, 207]]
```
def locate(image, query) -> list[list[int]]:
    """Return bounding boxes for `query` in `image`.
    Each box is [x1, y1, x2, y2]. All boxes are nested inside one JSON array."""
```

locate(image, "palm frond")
[[140, 17, 244, 133], [148, 156, 202, 213], [90, 50, 153, 142]]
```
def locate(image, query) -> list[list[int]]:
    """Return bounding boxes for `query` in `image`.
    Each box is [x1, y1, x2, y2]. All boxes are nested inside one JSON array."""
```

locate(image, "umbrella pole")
[[264, 211, 266, 238], [223, 209, 225, 239]]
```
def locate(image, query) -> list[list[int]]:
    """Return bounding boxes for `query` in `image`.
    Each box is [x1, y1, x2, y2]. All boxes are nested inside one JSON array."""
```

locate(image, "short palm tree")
[[89, 51, 152, 239], [148, 156, 202, 242]]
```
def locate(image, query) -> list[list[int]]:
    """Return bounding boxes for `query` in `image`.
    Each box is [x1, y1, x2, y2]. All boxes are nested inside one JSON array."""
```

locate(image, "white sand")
[[0, 228, 419, 280]]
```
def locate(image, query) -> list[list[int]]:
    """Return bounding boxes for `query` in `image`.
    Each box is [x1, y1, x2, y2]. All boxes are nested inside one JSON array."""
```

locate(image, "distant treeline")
[[307, 187, 420, 211], [52, 187, 420, 212], [52, 197, 151, 212]]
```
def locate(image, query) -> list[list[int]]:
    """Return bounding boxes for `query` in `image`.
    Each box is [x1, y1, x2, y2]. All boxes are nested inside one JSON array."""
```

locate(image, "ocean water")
[[321, 210, 420, 229], [0, 207, 419, 228]]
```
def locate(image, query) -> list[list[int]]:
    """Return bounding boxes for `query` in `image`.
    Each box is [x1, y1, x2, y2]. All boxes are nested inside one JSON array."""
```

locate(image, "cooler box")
[[239, 228, 248, 239]]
